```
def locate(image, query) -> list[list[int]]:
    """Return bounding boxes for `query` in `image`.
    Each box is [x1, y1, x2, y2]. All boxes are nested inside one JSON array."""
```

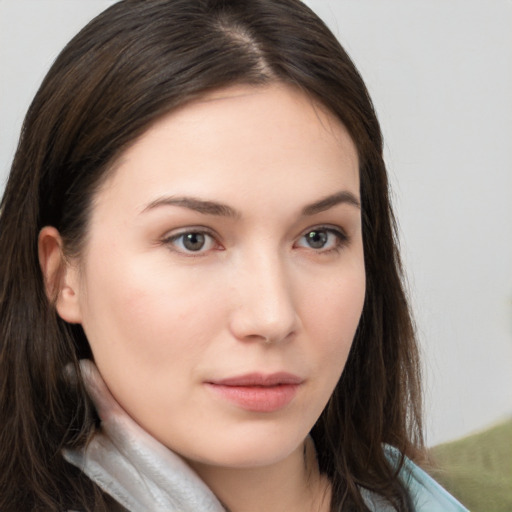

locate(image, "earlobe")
[[38, 226, 82, 324]]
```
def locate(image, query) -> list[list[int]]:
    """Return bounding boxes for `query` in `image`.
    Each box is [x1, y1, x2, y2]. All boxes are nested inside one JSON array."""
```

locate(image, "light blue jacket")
[[363, 446, 469, 511]]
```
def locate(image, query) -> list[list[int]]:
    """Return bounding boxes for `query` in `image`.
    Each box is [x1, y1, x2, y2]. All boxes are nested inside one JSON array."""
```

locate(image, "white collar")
[[63, 360, 225, 512]]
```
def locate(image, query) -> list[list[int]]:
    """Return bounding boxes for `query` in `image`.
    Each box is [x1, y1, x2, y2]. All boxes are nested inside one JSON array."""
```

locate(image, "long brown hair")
[[0, 1, 423, 510]]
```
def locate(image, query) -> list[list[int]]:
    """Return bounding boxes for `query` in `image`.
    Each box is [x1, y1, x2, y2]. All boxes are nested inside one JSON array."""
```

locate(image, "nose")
[[228, 251, 299, 345]]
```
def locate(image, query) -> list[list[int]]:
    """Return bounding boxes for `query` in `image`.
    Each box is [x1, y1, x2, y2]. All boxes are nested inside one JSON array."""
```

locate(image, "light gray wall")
[[1, 0, 511, 446], [305, 0, 512, 445]]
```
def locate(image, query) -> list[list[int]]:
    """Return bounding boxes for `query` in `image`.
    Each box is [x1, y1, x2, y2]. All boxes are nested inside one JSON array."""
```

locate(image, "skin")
[[40, 83, 365, 512]]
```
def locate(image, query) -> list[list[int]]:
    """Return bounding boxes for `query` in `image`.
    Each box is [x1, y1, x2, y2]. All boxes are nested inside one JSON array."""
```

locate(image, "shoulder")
[[384, 445, 469, 512]]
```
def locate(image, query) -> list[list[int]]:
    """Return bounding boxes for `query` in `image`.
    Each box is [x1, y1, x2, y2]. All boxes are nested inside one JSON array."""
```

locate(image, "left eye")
[[296, 228, 345, 251], [165, 231, 216, 253]]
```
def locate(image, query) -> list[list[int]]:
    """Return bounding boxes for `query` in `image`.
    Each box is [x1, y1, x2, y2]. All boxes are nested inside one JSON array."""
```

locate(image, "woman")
[[0, 1, 468, 511]]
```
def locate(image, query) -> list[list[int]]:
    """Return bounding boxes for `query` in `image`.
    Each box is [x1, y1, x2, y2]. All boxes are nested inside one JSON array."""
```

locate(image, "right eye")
[[163, 230, 217, 254]]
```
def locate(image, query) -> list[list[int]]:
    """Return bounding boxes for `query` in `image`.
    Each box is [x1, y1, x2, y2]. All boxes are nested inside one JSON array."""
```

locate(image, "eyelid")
[[161, 226, 222, 255], [162, 226, 216, 239], [294, 225, 349, 252]]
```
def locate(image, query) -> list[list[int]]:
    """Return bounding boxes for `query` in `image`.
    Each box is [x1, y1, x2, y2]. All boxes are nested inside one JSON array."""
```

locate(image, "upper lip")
[[208, 372, 304, 387]]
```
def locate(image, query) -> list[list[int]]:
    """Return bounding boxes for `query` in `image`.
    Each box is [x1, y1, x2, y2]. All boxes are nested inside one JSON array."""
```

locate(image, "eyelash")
[[162, 228, 220, 256], [294, 226, 348, 254], [161, 226, 349, 256]]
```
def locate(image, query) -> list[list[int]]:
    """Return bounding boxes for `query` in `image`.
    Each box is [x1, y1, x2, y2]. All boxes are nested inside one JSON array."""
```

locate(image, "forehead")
[[94, 83, 359, 218]]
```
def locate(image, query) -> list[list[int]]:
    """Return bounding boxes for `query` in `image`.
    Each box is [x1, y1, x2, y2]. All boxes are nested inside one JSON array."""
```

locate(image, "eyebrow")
[[142, 196, 240, 218], [141, 190, 360, 218], [301, 190, 361, 215]]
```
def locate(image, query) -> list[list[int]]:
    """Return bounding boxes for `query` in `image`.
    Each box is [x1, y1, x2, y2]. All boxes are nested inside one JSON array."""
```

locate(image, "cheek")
[[77, 257, 230, 435], [305, 263, 365, 338], [302, 263, 365, 380], [77, 252, 226, 390]]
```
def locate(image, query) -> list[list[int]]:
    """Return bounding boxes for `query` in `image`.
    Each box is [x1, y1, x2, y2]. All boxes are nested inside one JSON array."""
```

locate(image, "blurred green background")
[[428, 419, 512, 512]]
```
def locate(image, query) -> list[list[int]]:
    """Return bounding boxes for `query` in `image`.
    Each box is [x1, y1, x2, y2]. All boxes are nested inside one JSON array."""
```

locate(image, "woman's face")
[[62, 83, 365, 470]]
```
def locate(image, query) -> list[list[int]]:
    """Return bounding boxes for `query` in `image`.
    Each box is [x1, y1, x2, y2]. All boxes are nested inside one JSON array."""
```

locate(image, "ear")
[[38, 226, 82, 324]]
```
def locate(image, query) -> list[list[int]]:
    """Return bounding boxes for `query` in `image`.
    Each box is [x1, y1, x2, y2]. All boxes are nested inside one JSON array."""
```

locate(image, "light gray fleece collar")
[[63, 360, 225, 512]]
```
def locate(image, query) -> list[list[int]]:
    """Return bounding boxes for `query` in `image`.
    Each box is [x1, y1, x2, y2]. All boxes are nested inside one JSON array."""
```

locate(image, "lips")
[[205, 372, 303, 412]]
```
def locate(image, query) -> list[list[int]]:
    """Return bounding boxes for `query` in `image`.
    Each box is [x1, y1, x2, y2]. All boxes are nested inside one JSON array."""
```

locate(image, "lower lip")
[[205, 383, 300, 412]]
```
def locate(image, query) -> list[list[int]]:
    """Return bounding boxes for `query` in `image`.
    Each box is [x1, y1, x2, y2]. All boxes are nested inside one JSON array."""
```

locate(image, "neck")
[[187, 438, 331, 512]]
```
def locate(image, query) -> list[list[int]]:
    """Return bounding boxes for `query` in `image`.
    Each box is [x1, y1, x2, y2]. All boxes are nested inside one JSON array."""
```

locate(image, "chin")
[[180, 426, 308, 470]]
